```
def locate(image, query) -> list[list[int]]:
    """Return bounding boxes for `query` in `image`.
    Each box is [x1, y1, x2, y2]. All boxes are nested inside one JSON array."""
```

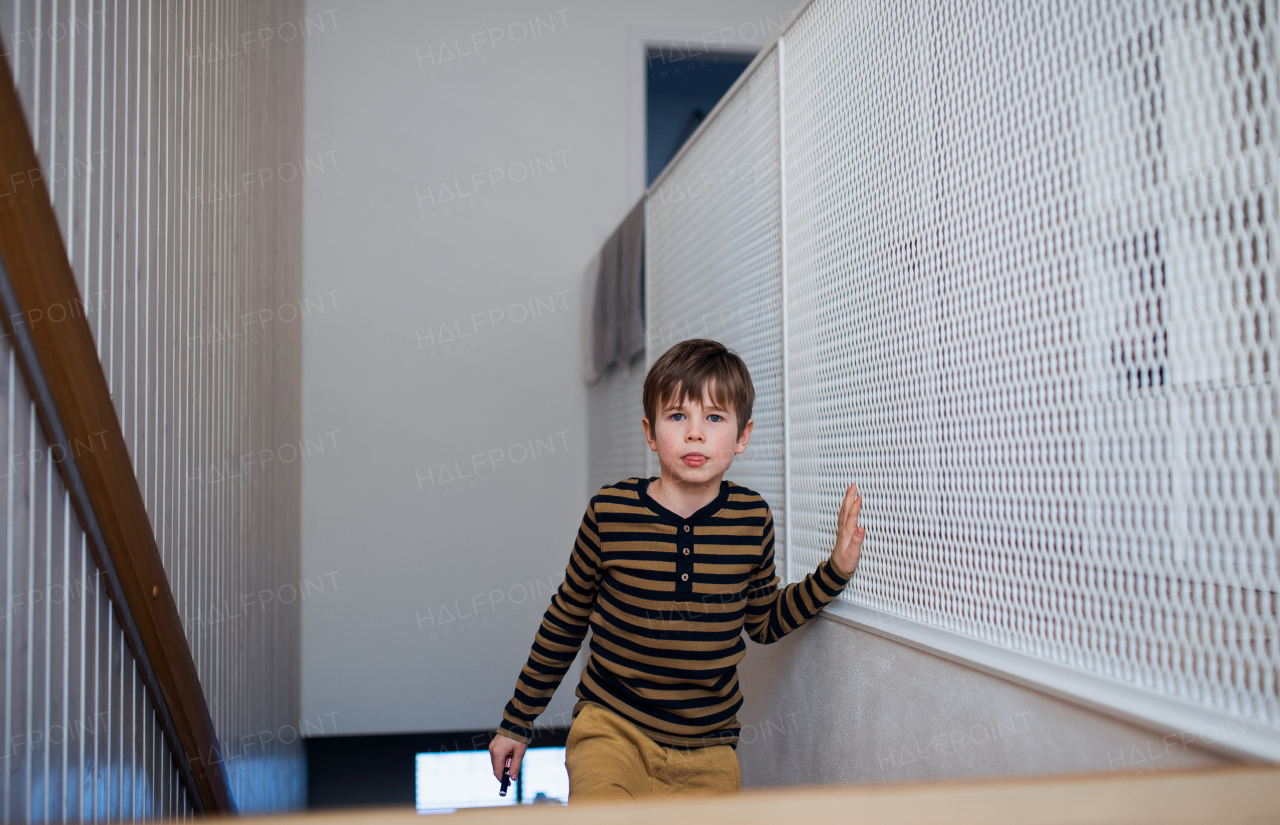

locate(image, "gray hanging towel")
[[589, 197, 646, 381], [616, 198, 646, 367], [591, 229, 621, 378]]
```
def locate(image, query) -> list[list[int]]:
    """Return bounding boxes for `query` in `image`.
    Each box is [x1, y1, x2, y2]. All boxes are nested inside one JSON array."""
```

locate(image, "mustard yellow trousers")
[[564, 703, 741, 802]]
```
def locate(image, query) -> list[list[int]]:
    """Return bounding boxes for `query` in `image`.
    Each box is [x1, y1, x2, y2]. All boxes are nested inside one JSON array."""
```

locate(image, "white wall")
[[301, 0, 803, 735]]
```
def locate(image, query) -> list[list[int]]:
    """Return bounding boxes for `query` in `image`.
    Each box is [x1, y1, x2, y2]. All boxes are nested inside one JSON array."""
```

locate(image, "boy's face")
[[642, 386, 753, 487]]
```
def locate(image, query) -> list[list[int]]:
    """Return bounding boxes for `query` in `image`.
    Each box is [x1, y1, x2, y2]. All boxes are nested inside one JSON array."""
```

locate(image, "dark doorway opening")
[[646, 47, 756, 186]]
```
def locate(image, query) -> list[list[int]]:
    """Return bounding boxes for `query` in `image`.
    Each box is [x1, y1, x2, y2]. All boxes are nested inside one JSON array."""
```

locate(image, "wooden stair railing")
[[0, 49, 235, 814]]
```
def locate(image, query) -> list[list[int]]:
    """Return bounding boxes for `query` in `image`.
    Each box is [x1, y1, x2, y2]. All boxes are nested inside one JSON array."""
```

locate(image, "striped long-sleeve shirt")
[[499, 477, 853, 749]]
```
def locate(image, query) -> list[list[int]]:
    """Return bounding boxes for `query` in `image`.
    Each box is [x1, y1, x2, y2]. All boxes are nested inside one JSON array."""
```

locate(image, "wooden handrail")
[[0, 49, 234, 814]]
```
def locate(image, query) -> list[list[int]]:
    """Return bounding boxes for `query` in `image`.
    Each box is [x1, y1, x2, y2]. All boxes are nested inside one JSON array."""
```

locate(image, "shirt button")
[[681, 573, 689, 581], [683, 548, 690, 555], [683, 525, 690, 532]]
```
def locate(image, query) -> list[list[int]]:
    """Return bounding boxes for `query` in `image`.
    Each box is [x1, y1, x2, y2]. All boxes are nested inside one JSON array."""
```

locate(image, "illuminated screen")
[[415, 747, 568, 813], [414, 751, 517, 814], [519, 747, 568, 805]]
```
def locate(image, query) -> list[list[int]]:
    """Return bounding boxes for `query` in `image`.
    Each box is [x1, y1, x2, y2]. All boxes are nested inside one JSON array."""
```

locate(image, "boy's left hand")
[[831, 483, 865, 577]]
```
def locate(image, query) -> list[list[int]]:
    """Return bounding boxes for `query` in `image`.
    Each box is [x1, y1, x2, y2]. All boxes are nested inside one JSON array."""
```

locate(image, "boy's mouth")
[[682, 453, 708, 467]]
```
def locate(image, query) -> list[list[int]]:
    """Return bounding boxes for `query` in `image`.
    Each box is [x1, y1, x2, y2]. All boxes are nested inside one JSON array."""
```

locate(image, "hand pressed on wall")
[[830, 483, 866, 578]]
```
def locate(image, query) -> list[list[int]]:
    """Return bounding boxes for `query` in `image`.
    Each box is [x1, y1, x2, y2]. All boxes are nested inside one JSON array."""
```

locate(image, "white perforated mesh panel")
[[781, 0, 1279, 731], [646, 51, 787, 575], [587, 365, 649, 494]]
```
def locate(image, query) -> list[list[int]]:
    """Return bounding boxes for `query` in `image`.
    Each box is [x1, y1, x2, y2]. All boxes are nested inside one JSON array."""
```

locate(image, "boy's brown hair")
[[643, 339, 755, 438]]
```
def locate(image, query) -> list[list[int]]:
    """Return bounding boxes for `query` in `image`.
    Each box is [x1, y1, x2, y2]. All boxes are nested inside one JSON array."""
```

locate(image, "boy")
[[490, 338, 865, 801]]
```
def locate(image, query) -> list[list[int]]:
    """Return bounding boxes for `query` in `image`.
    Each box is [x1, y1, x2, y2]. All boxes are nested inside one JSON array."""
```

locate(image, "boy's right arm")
[[492, 497, 603, 779]]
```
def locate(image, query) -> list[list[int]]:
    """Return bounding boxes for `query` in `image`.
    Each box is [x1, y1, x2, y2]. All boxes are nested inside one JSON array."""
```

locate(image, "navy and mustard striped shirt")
[[499, 477, 853, 749]]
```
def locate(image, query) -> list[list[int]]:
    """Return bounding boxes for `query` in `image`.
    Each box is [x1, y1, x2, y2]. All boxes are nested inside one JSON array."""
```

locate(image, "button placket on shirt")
[[676, 522, 694, 593]]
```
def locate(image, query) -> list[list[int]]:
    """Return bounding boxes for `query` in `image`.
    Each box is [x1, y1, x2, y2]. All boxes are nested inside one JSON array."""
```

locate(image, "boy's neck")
[[647, 474, 724, 520]]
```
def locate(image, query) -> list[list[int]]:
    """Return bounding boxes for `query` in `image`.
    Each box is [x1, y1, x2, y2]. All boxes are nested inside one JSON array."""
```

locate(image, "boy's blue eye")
[[670, 413, 685, 421], [708, 414, 724, 422]]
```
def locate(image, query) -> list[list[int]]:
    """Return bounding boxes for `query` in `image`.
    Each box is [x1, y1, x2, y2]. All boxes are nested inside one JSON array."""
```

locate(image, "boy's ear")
[[735, 418, 754, 454], [642, 417, 658, 451]]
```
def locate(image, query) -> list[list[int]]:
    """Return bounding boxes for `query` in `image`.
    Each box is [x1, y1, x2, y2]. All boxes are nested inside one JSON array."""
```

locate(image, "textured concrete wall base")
[[735, 618, 1229, 788]]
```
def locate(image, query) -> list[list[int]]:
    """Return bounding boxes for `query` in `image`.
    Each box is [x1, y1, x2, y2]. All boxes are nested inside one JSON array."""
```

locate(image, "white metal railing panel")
[[0, 342, 185, 820], [646, 50, 787, 575], [781, 0, 1279, 741], [0, 0, 308, 815]]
